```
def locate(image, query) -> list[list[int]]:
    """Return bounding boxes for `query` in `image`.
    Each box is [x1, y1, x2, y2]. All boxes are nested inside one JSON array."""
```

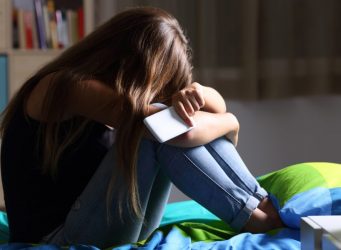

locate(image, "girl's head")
[[61, 6, 193, 108], [105, 7, 193, 104]]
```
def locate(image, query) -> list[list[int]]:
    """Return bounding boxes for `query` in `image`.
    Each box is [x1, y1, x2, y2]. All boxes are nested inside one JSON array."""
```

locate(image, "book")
[[55, 9, 68, 48], [34, 0, 47, 49], [31, 9, 39, 49], [0, 55, 7, 113], [42, 0, 51, 48], [17, 9, 26, 49], [77, 7, 84, 40], [12, 9, 19, 49], [47, 0, 58, 49], [23, 11, 34, 49], [67, 9, 79, 45]]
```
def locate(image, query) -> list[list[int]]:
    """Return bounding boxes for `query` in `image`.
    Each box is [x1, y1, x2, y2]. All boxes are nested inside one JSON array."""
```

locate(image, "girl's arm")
[[27, 75, 121, 128], [67, 79, 238, 147], [166, 111, 239, 147], [200, 85, 227, 114], [51, 78, 123, 128], [27, 76, 238, 147], [40, 76, 237, 147], [161, 82, 239, 147]]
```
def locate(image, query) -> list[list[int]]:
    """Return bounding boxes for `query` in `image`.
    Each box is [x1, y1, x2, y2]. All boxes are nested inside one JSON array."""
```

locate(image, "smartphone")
[[143, 106, 194, 143]]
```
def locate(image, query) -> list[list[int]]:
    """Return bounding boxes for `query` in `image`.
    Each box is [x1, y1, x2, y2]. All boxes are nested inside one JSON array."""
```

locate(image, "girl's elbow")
[[182, 129, 196, 142], [181, 129, 211, 147], [168, 130, 203, 148]]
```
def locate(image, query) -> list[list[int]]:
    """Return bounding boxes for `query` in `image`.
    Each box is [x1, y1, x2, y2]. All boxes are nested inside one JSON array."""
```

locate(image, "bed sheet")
[[0, 162, 340, 249], [0, 201, 301, 250]]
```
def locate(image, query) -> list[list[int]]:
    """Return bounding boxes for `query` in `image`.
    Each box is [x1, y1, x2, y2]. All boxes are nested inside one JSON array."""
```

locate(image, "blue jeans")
[[42, 137, 267, 248]]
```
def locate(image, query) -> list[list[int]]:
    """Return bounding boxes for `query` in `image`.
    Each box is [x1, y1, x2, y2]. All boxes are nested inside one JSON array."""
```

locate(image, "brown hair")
[[0, 7, 193, 218]]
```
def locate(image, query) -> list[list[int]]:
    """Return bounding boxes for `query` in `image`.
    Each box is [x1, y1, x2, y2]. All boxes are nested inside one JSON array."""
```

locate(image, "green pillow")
[[257, 162, 341, 207]]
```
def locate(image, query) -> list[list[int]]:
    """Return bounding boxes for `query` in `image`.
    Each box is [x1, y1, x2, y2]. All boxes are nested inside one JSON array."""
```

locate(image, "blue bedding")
[[0, 202, 302, 250], [0, 162, 340, 249]]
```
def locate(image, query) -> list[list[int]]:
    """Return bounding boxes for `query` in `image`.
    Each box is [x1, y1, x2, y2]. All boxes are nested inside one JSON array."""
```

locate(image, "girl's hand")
[[172, 82, 205, 126]]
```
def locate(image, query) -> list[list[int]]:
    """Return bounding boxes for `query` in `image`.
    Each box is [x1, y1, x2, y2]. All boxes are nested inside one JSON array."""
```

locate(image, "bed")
[[0, 162, 340, 249]]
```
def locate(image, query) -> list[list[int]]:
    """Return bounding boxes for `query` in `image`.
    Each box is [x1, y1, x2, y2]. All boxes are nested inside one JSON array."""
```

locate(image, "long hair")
[[0, 7, 193, 218]]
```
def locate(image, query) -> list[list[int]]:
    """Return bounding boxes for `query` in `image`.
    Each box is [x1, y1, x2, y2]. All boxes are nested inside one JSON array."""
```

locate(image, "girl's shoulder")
[[26, 73, 122, 128], [26, 73, 58, 121]]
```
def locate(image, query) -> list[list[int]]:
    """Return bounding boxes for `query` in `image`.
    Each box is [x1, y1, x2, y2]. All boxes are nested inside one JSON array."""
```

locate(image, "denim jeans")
[[42, 137, 267, 248]]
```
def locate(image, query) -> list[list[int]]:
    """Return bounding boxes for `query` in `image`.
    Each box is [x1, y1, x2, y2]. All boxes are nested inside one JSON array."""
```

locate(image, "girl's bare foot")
[[258, 197, 284, 228], [242, 198, 284, 233], [243, 208, 274, 233]]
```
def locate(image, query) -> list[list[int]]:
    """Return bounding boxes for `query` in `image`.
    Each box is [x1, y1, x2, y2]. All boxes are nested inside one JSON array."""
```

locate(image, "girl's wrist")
[[200, 85, 227, 113], [225, 112, 239, 146], [146, 103, 168, 116]]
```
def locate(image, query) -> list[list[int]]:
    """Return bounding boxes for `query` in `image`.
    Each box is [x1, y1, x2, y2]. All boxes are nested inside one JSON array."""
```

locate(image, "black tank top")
[[1, 108, 115, 243]]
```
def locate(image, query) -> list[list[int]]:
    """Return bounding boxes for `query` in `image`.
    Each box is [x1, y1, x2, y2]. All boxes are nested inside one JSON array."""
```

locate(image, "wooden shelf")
[[0, 0, 95, 99], [8, 48, 62, 56]]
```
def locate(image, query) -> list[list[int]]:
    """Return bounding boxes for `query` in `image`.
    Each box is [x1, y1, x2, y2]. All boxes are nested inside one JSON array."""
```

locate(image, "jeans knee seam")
[[183, 153, 243, 207], [205, 143, 255, 195]]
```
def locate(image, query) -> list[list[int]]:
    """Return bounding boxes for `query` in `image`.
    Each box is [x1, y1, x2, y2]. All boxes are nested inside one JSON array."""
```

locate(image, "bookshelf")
[[0, 0, 95, 103]]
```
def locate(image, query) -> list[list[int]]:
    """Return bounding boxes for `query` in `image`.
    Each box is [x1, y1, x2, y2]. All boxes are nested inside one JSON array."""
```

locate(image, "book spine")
[[23, 11, 34, 49], [0, 54, 8, 113], [47, 0, 58, 49], [56, 9, 68, 48], [31, 9, 39, 49], [42, 0, 51, 48], [34, 0, 47, 49], [12, 9, 19, 49], [71, 10, 79, 43], [55, 9, 63, 48], [66, 9, 73, 45], [17, 9, 26, 49], [77, 7, 84, 40]]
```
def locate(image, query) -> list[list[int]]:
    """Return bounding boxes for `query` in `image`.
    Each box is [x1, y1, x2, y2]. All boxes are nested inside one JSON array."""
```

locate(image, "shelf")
[[0, 0, 95, 100], [8, 48, 62, 56]]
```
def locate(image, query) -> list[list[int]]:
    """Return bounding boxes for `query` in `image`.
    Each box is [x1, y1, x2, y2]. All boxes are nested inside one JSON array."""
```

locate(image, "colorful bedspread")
[[0, 162, 340, 249]]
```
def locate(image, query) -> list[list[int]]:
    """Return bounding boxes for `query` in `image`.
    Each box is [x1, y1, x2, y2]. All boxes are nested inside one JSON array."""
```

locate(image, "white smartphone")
[[143, 106, 194, 143]]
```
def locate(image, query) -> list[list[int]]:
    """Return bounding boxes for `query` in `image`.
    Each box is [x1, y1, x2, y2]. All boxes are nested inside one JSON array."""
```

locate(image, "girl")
[[0, 7, 283, 248]]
